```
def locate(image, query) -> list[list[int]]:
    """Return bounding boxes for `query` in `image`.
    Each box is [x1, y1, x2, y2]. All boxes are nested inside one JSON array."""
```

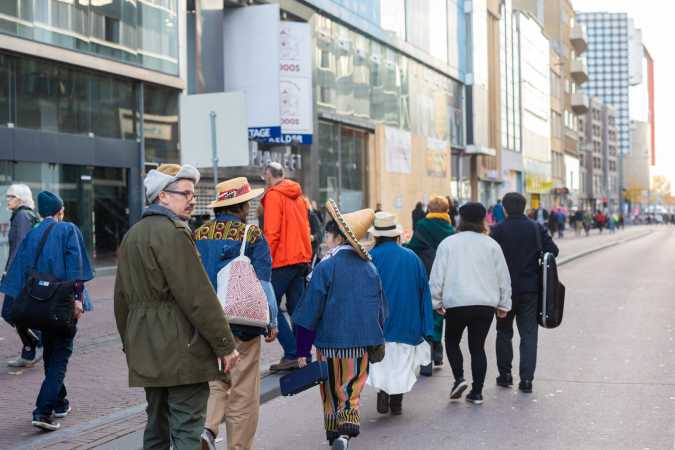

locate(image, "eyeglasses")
[[164, 190, 197, 202]]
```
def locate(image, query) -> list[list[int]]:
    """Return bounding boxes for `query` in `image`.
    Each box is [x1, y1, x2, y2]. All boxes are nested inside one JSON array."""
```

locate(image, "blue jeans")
[[33, 331, 74, 419], [271, 264, 307, 360], [2, 295, 43, 359]]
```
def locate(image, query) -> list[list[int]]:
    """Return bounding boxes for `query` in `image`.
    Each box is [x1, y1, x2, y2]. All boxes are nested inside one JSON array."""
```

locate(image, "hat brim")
[[209, 188, 264, 209], [326, 199, 371, 261], [369, 224, 403, 238]]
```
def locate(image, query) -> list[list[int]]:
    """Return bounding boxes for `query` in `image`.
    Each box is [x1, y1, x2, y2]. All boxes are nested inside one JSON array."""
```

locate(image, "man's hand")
[[219, 350, 240, 373], [74, 301, 84, 320], [435, 307, 446, 316], [496, 309, 509, 319], [265, 327, 278, 343], [297, 357, 308, 368]]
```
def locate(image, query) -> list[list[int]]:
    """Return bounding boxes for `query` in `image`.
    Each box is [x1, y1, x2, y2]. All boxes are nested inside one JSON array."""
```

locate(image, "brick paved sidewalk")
[[0, 225, 656, 450]]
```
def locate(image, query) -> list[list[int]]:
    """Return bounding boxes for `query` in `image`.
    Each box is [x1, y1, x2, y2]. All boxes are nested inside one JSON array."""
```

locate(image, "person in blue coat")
[[293, 201, 383, 450], [367, 211, 434, 416], [1, 191, 93, 431]]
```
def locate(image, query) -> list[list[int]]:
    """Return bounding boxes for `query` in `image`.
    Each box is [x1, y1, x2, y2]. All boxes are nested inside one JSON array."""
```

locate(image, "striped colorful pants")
[[319, 352, 369, 439]]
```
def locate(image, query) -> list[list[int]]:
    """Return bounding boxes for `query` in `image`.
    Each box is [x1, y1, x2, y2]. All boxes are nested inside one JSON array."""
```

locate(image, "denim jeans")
[[2, 294, 43, 359], [33, 330, 75, 419], [271, 264, 307, 360]]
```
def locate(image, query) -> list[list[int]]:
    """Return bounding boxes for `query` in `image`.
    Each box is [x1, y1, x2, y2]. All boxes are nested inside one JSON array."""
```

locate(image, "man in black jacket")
[[490, 192, 558, 393]]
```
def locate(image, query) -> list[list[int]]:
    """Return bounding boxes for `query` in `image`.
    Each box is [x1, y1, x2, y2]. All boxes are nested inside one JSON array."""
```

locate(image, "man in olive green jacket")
[[114, 164, 239, 450]]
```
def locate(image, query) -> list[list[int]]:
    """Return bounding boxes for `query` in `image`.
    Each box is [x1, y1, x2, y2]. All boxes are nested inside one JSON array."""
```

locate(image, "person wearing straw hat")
[[292, 200, 385, 450], [367, 212, 434, 416], [194, 177, 279, 450]]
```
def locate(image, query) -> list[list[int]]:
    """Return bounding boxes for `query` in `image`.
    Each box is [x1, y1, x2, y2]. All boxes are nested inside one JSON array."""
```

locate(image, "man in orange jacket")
[[262, 162, 312, 371]]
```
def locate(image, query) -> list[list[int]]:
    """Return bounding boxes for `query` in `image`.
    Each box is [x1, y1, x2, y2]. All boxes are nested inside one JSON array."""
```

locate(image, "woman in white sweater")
[[429, 202, 512, 405]]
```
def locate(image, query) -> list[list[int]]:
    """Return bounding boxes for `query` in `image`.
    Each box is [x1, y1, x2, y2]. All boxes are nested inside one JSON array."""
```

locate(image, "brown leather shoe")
[[269, 358, 300, 371]]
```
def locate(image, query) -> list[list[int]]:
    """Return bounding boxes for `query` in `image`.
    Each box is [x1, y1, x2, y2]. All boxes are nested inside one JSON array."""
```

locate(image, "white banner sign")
[[269, 21, 314, 145], [384, 127, 412, 174]]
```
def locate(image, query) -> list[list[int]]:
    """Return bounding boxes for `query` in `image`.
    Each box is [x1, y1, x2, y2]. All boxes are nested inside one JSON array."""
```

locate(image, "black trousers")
[[444, 306, 495, 391], [496, 293, 539, 381]]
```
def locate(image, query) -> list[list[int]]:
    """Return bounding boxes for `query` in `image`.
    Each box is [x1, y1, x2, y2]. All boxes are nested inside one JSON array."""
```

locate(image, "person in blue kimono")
[[1, 191, 93, 431], [367, 211, 434, 416]]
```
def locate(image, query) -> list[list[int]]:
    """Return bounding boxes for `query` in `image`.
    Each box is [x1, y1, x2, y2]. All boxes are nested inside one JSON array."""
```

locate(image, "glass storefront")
[[0, 51, 179, 164], [0, 0, 179, 75], [0, 162, 128, 269], [318, 121, 368, 213]]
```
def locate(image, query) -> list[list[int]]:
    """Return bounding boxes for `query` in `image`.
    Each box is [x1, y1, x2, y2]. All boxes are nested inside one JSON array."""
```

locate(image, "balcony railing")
[[571, 92, 590, 115]]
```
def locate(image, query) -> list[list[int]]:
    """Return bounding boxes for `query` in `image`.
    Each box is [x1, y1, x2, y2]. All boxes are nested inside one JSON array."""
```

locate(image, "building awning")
[[465, 145, 497, 157]]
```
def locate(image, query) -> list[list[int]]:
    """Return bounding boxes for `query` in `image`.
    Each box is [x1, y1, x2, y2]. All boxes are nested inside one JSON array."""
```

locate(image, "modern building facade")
[[0, 1, 184, 267], [514, 10, 551, 209], [188, 0, 470, 229], [578, 96, 618, 211]]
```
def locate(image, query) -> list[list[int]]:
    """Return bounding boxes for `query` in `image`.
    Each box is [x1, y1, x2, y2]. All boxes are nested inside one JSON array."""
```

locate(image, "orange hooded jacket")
[[261, 179, 312, 269]]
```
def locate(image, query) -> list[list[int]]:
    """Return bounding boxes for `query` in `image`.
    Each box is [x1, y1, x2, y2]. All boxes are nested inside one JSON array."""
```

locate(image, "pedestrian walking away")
[[114, 164, 240, 450], [493, 199, 506, 224], [368, 211, 434, 416], [411, 202, 426, 231], [292, 200, 384, 449], [262, 162, 313, 372], [1, 191, 93, 431], [1, 183, 43, 368], [429, 202, 512, 405], [194, 177, 279, 450], [405, 196, 456, 376], [490, 192, 559, 393]]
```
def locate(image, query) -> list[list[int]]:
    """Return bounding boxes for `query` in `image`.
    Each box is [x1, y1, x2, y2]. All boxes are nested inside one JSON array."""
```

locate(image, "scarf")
[[425, 212, 451, 222]]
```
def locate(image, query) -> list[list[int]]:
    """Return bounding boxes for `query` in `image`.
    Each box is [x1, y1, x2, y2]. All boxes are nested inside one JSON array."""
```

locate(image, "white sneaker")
[[53, 406, 72, 418], [7, 347, 43, 367], [200, 429, 216, 450], [32, 417, 61, 431]]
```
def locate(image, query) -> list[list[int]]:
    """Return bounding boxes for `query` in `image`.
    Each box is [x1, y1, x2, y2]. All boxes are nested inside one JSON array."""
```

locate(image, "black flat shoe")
[[519, 380, 533, 393]]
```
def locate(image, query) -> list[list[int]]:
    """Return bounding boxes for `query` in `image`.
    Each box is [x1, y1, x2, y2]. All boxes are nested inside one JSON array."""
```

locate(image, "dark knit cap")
[[459, 202, 487, 223], [37, 191, 64, 217]]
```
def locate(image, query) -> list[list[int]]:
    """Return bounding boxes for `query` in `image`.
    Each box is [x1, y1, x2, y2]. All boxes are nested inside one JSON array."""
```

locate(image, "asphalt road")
[[251, 227, 675, 450]]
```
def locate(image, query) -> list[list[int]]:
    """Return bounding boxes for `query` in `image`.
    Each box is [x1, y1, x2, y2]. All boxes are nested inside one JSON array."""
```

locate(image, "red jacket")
[[262, 180, 312, 269]]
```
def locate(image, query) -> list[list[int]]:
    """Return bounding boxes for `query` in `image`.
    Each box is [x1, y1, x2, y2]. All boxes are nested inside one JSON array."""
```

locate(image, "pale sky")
[[576, 0, 673, 192]]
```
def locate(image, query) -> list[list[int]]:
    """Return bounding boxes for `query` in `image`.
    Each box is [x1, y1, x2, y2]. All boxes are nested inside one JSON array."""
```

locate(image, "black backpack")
[[11, 223, 77, 336], [533, 222, 565, 328]]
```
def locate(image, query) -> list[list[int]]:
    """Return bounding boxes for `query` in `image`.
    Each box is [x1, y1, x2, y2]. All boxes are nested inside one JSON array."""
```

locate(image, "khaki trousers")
[[205, 336, 261, 450]]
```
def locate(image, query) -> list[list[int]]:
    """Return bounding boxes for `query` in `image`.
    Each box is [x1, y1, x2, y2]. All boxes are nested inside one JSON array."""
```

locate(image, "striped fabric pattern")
[[319, 350, 370, 438]]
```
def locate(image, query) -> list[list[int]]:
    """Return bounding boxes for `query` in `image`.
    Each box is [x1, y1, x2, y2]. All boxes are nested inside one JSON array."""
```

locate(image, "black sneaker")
[[449, 379, 468, 400], [496, 374, 513, 388], [519, 380, 533, 393], [376, 391, 389, 414], [466, 390, 484, 405], [389, 394, 403, 415], [32, 416, 60, 431]]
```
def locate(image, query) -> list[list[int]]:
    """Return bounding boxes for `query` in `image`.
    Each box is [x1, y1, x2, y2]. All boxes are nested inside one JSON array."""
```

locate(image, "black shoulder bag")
[[11, 223, 77, 336], [533, 222, 565, 329]]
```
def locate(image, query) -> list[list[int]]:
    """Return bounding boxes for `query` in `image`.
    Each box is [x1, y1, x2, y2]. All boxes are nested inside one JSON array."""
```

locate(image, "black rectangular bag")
[[279, 361, 329, 396], [533, 222, 565, 329], [11, 223, 77, 337]]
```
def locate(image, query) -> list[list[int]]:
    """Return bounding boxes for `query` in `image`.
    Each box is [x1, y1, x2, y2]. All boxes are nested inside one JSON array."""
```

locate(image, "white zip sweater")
[[429, 231, 512, 311]]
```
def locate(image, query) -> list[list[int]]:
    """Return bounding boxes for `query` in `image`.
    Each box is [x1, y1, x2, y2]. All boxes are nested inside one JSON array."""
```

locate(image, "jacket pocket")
[[126, 308, 178, 380]]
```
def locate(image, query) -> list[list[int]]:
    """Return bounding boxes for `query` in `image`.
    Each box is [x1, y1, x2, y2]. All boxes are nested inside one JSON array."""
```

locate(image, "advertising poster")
[[426, 137, 449, 178]]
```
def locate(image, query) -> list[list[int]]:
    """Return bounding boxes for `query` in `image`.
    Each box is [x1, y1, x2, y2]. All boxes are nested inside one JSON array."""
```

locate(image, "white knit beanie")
[[7, 184, 35, 210]]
